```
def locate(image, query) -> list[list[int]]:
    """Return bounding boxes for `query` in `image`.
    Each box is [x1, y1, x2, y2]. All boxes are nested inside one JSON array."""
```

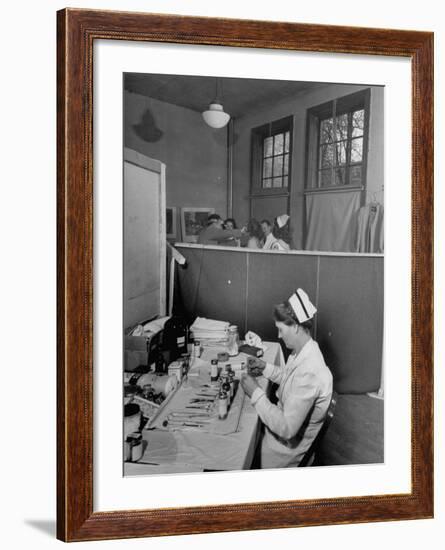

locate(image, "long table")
[[124, 342, 283, 476]]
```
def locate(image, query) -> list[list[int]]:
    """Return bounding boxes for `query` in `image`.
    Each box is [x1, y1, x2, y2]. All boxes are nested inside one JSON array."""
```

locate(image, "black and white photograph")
[[122, 72, 384, 476], [1, 0, 440, 545]]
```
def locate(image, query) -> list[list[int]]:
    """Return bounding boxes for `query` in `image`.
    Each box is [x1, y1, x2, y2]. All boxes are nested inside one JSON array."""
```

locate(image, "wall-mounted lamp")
[[202, 78, 230, 129]]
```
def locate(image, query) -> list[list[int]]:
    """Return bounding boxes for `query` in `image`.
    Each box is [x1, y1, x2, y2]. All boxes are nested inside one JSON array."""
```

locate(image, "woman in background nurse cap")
[[271, 214, 291, 250]]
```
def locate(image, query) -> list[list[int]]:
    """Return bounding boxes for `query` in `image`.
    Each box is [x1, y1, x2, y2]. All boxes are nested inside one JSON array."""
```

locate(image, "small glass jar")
[[210, 359, 219, 382], [227, 325, 239, 357], [218, 390, 228, 420], [193, 340, 201, 358]]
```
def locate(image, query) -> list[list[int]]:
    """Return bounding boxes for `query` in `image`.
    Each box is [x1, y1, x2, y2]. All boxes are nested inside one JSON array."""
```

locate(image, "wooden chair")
[[299, 391, 338, 467]]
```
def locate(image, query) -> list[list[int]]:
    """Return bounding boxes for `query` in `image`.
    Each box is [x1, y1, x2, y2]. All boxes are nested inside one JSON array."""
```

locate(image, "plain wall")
[[176, 244, 383, 393], [124, 90, 229, 238], [231, 84, 384, 248]]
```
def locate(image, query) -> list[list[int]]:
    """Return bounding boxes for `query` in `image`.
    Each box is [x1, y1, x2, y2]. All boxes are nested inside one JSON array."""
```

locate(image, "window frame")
[[305, 89, 371, 194], [250, 115, 294, 197]]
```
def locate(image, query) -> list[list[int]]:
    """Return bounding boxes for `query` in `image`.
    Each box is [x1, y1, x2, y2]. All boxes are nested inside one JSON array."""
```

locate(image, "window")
[[262, 129, 290, 189], [306, 89, 370, 190], [251, 116, 293, 195]]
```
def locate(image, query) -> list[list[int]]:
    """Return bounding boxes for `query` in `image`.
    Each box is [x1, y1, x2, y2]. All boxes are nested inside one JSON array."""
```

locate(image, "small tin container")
[[168, 361, 183, 383], [124, 403, 142, 438], [124, 432, 143, 462]]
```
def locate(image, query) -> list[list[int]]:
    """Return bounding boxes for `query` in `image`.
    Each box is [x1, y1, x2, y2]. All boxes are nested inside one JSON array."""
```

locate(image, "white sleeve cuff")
[[251, 387, 266, 406], [263, 363, 275, 379]]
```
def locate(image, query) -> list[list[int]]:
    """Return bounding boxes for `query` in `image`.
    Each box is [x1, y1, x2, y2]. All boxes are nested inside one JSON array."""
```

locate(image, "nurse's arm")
[[250, 371, 317, 440], [262, 362, 284, 384]]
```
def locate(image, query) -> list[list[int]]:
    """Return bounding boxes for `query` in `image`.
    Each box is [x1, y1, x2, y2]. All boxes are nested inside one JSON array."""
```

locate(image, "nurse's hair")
[[273, 302, 313, 333]]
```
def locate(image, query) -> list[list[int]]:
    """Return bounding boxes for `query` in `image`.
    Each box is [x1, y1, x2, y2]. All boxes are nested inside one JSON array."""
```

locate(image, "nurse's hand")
[[240, 374, 259, 398], [247, 356, 266, 377]]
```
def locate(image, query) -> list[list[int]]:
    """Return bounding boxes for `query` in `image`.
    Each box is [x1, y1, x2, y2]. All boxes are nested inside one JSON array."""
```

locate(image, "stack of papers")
[[190, 317, 230, 346]]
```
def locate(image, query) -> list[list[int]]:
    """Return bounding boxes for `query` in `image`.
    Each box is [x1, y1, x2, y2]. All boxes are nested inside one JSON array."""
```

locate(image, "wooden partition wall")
[[175, 244, 384, 394]]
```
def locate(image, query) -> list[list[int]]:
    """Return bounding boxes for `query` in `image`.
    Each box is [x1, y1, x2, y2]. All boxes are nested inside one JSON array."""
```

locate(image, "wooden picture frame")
[[57, 8, 433, 542], [180, 207, 216, 243]]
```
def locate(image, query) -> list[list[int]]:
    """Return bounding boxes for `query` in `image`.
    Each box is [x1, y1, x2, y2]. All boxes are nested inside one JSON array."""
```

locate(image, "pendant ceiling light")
[[202, 78, 230, 129]]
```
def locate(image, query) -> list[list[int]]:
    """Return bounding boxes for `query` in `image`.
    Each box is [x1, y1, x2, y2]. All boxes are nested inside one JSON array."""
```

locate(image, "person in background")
[[246, 218, 264, 249], [197, 214, 243, 245], [261, 219, 278, 250], [241, 288, 333, 468], [223, 218, 241, 246], [271, 214, 291, 250], [223, 218, 237, 230]]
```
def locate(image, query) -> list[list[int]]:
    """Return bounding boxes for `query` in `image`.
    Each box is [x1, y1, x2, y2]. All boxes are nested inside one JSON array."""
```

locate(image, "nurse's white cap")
[[276, 214, 289, 228], [288, 288, 317, 323]]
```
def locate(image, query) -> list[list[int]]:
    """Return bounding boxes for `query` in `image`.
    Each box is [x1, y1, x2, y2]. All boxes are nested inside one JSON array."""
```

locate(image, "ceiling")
[[124, 73, 327, 118]]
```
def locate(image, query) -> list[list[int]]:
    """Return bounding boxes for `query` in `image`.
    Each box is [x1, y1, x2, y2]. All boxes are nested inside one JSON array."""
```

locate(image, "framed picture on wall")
[[180, 207, 215, 242], [166, 206, 177, 240], [57, 8, 433, 543]]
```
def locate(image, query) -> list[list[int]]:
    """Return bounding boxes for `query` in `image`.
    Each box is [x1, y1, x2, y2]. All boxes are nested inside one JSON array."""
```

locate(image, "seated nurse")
[[241, 288, 333, 468]]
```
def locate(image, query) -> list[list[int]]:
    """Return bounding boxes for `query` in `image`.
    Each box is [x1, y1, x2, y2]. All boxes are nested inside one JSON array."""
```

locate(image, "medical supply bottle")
[[210, 359, 219, 383], [227, 325, 239, 356], [221, 375, 231, 408], [224, 365, 233, 400], [228, 370, 236, 402], [218, 390, 228, 420], [193, 340, 201, 358]]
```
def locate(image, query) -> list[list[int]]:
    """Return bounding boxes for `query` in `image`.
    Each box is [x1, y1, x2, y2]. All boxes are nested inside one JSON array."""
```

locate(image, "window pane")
[[263, 178, 272, 188], [335, 113, 349, 141], [282, 175, 288, 187], [350, 165, 362, 185], [274, 133, 284, 155], [320, 118, 334, 143], [335, 167, 346, 186], [352, 109, 364, 137], [284, 131, 290, 152], [263, 157, 272, 178], [351, 137, 363, 163], [336, 141, 347, 166], [320, 144, 334, 168], [272, 177, 282, 188], [264, 136, 273, 157], [318, 169, 332, 187], [283, 154, 289, 175], [273, 156, 283, 177]]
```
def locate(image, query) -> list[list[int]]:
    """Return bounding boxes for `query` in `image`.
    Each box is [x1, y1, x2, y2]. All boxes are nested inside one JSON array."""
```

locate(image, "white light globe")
[[202, 102, 230, 128]]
